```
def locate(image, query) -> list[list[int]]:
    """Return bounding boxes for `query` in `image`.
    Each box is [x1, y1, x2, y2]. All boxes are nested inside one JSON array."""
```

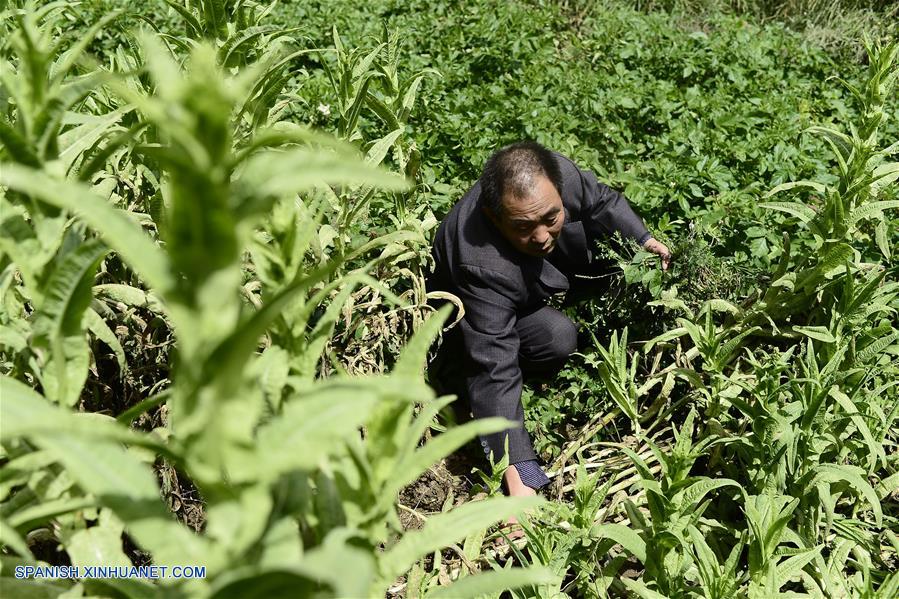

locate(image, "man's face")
[[485, 175, 565, 257]]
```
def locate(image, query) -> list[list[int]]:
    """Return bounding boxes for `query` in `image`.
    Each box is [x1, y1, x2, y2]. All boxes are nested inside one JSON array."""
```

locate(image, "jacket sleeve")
[[565, 157, 650, 243], [455, 263, 537, 465]]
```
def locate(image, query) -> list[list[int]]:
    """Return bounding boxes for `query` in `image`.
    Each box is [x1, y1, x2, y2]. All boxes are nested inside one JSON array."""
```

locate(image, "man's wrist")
[[512, 460, 550, 490], [638, 231, 653, 246]]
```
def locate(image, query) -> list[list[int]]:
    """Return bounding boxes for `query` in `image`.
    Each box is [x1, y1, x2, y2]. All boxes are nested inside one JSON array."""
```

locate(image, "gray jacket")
[[427, 152, 649, 463]]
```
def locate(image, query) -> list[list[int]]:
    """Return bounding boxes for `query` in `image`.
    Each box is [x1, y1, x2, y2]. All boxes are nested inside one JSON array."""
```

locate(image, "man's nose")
[[531, 226, 550, 245]]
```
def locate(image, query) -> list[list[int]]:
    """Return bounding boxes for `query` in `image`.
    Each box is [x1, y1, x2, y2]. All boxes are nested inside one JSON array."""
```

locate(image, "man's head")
[[480, 141, 565, 258]]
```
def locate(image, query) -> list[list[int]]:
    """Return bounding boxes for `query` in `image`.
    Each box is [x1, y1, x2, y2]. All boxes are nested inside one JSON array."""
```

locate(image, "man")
[[426, 141, 670, 498]]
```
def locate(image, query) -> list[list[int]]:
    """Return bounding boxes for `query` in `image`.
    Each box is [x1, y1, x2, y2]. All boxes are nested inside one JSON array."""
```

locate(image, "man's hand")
[[499, 466, 534, 542], [643, 237, 672, 271], [503, 465, 537, 498]]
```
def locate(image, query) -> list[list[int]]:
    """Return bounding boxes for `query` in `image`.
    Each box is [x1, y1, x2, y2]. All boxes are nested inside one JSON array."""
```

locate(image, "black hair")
[[479, 141, 563, 216]]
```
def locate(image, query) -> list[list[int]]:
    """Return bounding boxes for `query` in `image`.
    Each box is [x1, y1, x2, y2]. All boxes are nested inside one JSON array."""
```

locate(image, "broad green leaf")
[[591, 523, 647, 562], [161, 0, 202, 37], [687, 525, 729, 589], [219, 25, 300, 67], [65, 509, 131, 567], [251, 345, 289, 410], [37, 334, 90, 408], [392, 304, 451, 378], [93, 284, 166, 313], [252, 383, 381, 481], [817, 243, 854, 277], [208, 569, 329, 599], [648, 295, 692, 316], [239, 147, 408, 201], [383, 416, 514, 503], [366, 128, 404, 166], [8, 497, 95, 530], [869, 161, 899, 196], [848, 199, 899, 224], [674, 478, 742, 510], [58, 108, 130, 171], [2, 387, 205, 573], [716, 326, 761, 366], [400, 70, 439, 119], [703, 299, 741, 315], [622, 578, 670, 599], [760, 199, 818, 222], [792, 326, 836, 343], [256, 517, 303, 571], [775, 546, 822, 588], [0, 579, 73, 598], [828, 387, 886, 472], [209, 529, 373, 598], [298, 529, 375, 598], [377, 496, 541, 586], [85, 308, 127, 375], [1, 377, 166, 452], [365, 93, 401, 129], [232, 121, 356, 167], [877, 472, 899, 500], [0, 209, 64, 292], [39, 435, 210, 569], [813, 464, 882, 526], [31, 240, 107, 405], [759, 190, 827, 211], [0, 518, 34, 561], [1, 378, 211, 567], [1, 453, 67, 498], [875, 220, 891, 259], [877, 572, 899, 599], [205, 485, 273, 559], [429, 567, 555, 598], [462, 527, 485, 565], [0, 164, 175, 294]]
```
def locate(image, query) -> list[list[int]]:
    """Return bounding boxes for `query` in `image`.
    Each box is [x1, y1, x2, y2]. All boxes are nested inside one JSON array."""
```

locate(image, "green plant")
[[2, 1, 897, 596], [616, 411, 742, 597], [0, 13, 548, 596]]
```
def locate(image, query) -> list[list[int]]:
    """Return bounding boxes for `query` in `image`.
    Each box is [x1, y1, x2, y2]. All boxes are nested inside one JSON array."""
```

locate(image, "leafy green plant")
[[0, 14, 547, 596], [470, 443, 510, 498], [616, 411, 742, 597]]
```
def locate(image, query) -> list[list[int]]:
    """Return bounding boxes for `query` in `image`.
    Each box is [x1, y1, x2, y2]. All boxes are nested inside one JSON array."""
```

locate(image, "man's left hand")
[[643, 237, 672, 271]]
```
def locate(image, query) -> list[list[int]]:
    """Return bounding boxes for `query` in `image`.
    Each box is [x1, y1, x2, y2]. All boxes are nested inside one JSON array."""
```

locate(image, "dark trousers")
[[426, 260, 615, 461], [427, 304, 577, 428], [438, 303, 578, 378]]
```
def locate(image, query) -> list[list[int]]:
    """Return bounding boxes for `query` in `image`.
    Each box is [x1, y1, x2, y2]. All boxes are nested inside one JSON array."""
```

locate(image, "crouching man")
[[427, 141, 671, 498]]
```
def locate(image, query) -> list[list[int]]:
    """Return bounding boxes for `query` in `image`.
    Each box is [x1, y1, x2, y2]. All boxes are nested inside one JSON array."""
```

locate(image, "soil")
[[397, 452, 479, 531]]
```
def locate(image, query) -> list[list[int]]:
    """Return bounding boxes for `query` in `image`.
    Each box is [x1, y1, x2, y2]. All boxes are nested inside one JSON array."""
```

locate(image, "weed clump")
[[568, 228, 759, 341]]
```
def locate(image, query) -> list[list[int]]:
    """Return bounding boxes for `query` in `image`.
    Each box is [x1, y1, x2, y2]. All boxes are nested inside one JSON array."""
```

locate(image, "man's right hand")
[[642, 236, 672, 271], [498, 466, 534, 542], [503, 465, 537, 498]]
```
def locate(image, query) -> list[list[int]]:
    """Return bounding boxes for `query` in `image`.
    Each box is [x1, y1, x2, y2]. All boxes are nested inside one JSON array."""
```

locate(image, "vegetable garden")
[[1, 0, 897, 597]]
